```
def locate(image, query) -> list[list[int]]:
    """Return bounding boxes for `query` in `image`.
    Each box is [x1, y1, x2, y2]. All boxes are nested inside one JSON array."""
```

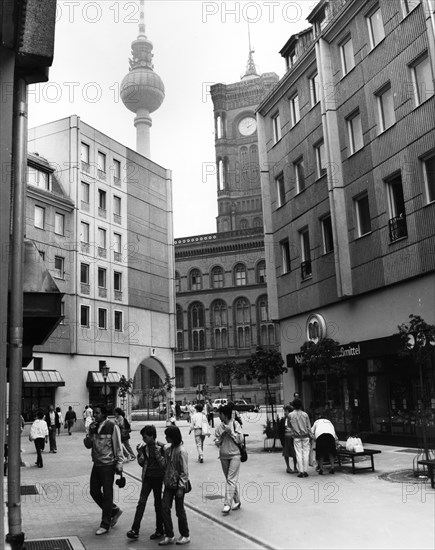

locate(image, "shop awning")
[[86, 371, 122, 387], [22, 370, 65, 387]]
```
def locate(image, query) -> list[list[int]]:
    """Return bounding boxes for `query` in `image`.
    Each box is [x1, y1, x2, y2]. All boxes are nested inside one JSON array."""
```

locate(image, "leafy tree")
[[215, 360, 248, 402], [159, 374, 175, 420], [246, 346, 286, 425], [118, 375, 133, 411], [298, 338, 343, 377]]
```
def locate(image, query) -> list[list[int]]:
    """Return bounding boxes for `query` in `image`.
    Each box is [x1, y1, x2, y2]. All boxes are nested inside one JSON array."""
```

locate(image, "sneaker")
[[222, 505, 231, 515], [286, 468, 294, 474], [318, 469, 324, 475], [159, 536, 176, 546], [111, 509, 123, 527], [199, 456, 203, 463], [176, 536, 190, 545], [127, 530, 139, 539], [297, 473, 304, 478], [150, 532, 164, 540], [231, 502, 241, 511], [329, 468, 335, 474], [303, 472, 309, 477], [96, 527, 109, 536]]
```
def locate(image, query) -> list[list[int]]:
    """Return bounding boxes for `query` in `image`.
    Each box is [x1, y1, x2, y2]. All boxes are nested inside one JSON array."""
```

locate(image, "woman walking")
[[281, 405, 297, 473], [189, 404, 209, 463], [214, 404, 244, 515], [114, 407, 135, 461], [159, 426, 190, 546], [30, 410, 48, 468], [312, 416, 338, 474], [288, 398, 312, 478]]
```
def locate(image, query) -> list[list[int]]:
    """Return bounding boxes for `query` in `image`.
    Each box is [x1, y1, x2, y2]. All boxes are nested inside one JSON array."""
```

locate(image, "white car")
[[212, 398, 228, 411]]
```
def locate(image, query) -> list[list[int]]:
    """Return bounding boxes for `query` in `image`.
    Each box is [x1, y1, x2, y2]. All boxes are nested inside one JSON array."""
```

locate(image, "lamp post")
[[219, 382, 223, 396], [101, 362, 110, 409]]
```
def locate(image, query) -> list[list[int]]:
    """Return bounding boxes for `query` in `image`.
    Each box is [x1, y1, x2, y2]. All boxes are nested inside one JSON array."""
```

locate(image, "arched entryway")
[[131, 356, 170, 412]]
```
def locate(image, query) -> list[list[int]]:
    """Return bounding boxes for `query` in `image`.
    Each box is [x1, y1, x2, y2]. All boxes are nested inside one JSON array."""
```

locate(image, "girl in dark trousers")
[[159, 426, 190, 546]]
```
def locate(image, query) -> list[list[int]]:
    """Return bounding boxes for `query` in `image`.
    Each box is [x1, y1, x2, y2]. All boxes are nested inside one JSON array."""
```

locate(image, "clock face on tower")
[[238, 116, 257, 136]]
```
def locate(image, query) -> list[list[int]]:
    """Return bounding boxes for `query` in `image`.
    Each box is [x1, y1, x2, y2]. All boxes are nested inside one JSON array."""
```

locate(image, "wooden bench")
[[417, 459, 435, 488], [338, 448, 381, 474]]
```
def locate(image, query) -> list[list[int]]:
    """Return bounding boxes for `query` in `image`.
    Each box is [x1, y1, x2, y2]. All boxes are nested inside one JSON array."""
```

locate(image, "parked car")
[[232, 399, 259, 413], [212, 398, 228, 411]]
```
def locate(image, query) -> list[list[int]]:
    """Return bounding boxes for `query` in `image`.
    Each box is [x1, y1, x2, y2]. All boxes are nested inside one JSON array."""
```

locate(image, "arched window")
[[257, 296, 275, 346], [240, 219, 249, 230], [253, 217, 263, 228], [218, 158, 228, 191], [189, 302, 205, 351], [211, 266, 224, 288], [189, 269, 202, 291], [211, 299, 228, 350], [175, 271, 181, 293], [234, 298, 251, 348], [234, 263, 247, 286], [192, 366, 206, 387], [256, 260, 266, 283], [250, 145, 259, 186], [176, 304, 184, 352]]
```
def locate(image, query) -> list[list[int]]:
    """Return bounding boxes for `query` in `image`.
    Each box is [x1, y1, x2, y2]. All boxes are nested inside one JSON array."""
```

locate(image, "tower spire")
[[241, 22, 259, 80], [138, 0, 146, 36]]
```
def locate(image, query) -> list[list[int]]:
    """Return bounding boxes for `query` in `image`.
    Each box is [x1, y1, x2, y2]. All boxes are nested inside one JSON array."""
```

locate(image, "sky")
[[28, 1, 316, 238]]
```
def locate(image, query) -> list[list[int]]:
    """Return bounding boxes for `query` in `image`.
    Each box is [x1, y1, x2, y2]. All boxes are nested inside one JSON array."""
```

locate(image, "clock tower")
[[211, 50, 279, 233]]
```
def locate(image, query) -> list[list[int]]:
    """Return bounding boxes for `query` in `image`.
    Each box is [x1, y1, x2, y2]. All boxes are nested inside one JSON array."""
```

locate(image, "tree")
[[118, 375, 133, 411], [159, 374, 175, 420], [246, 346, 287, 425], [397, 314, 435, 463], [215, 360, 248, 402]]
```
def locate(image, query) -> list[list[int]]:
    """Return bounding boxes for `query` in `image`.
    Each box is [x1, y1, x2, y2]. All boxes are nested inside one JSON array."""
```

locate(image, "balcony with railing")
[[301, 260, 312, 280], [388, 214, 408, 242]]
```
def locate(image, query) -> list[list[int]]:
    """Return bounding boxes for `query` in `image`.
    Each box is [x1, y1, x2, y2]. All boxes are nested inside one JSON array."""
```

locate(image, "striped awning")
[[22, 370, 65, 387], [86, 371, 122, 387]]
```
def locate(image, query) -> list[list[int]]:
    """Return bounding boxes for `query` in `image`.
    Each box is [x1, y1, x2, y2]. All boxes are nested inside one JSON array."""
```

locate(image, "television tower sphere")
[[120, 7, 164, 158]]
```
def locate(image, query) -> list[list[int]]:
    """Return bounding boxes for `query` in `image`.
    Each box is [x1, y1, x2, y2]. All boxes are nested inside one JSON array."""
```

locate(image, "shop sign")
[[293, 343, 361, 365]]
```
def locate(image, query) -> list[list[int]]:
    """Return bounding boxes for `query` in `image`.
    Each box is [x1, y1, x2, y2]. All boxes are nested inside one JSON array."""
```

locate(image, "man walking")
[[288, 398, 312, 477], [84, 404, 124, 535], [45, 404, 60, 453], [64, 406, 77, 435]]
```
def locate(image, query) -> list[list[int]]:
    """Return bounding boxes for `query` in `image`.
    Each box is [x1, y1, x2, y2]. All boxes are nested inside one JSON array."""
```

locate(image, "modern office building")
[[25, 115, 175, 418], [257, 0, 435, 444], [173, 55, 283, 405]]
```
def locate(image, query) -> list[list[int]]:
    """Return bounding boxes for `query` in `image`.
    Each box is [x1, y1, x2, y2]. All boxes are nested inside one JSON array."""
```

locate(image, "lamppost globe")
[[101, 362, 110, 408]]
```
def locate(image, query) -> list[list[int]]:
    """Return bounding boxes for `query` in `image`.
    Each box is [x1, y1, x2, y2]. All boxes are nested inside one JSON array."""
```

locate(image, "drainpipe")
[[6, 75, 28, 550]]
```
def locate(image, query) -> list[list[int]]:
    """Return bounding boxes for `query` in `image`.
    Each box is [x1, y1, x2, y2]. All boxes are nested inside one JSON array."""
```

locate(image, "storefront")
[[22, 370, 65, 421], [288, 335, 435, 446], [86, 371, 122, 414]]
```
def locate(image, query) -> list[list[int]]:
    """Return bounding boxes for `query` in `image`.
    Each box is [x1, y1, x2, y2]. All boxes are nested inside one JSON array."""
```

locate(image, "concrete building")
[[25, 115, 175, 418], [257, 0, 435, 444], [173, 55, 283, 405]]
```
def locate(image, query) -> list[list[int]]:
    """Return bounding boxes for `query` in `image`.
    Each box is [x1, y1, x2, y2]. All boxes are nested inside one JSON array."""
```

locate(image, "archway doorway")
[[131, 357, 170, 418]]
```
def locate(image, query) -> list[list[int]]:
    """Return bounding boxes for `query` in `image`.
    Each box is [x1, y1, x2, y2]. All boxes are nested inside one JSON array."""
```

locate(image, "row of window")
[[81, 182, 122, 222], [172, 364, 282, 389], [80, 142, 122, 185], [176, 297, 274, 352], [80, 264, 123, 291], [34, 206, 66, 235], [278, 156, 435, 279], [79, 304, 124, 331], [175, 261, 266, 292], [80, 221, 123, 258]]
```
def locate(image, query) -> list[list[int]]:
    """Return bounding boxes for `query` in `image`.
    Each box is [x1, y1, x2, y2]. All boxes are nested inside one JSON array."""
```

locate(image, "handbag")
[[184, 479, 192, 494], [233, 422, 247, 462]]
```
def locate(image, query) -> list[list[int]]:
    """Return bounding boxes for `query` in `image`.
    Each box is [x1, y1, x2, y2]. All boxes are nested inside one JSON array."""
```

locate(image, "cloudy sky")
[[28, 1, 315, 237]]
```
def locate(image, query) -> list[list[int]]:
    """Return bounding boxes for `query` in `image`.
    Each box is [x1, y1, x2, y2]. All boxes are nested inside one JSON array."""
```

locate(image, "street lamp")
[[219, 382, 223, 396], [101, 361, 110, 409]]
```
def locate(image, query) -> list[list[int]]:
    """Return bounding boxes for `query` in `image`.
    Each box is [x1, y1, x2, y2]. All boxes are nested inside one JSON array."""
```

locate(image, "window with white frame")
[[300, 228, 312, 279], [366, 6, 385, 48], [54, 256, 64, 279], [385, 173, 407, 241], [294, 158, 305, 192], [98, 189, 106, 211], [376, 83, 395, 132], [113, 196, 121, 216], [54, 213, 65, 235], [28, 166, 50, 190], [289, 94, 300, 126], [97, 151, 106, 174], [34, 205, 45, 229], [422, 154, 435, 203], [402, 0, 420, 16], [310, 72, 320, 106], [98, 308, 107, 330], [340, 36, 355, 75], [272, 112, 281, 144], [81, 181, 90, 203], [280, 239, 291, 274], [114, 271, 122, 291], [113, 159, 121, 182], [80, 221, 90, 243], [354, 193, 372, 236], [80, 305, 90, 327], [410, 52, 434, 106], [113, 233, 122, 254], [276, 173, 285, 207], [234, 263, 247, 286], [98, 267, 107, 288], [80, 142, 90, 165], [315, 140, 327, 178], [321, 215, 334, 253], [114, 310, 123, 331], [347, 110, 363, 154], [80, 263, 89, 284], [98, 228, 107, 250]]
